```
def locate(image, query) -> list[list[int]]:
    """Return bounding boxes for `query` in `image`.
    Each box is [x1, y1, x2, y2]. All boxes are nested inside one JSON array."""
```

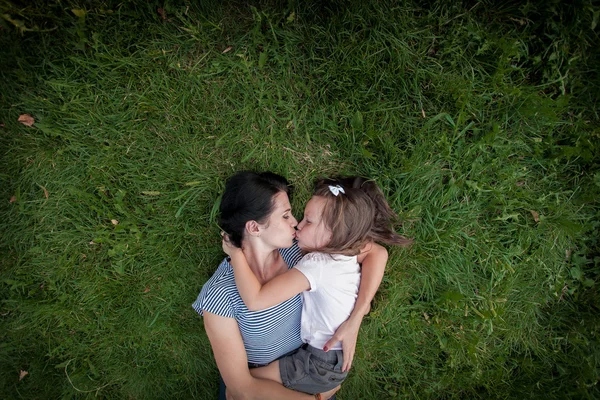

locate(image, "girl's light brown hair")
[[310, 177, 413, 256]]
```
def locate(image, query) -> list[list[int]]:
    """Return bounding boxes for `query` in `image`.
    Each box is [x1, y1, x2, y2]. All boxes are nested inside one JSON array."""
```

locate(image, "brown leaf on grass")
[[157, 7, 167, 20], [565, 249, 572, 262], [40, 185, 49, 199], [111, 219, 119, 225], [530, 210, 540, 222], [18, 114, 35, 127], [144, 286, 151, 293], [516, 181, 525, 187], [0, 123, 5, 127], [19, 370, 28, 381], [222, 46, 233, 54], [9, 196, 16, 203]]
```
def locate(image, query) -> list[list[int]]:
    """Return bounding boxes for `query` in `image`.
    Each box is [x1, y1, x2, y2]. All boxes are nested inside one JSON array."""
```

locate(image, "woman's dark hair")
[[310, 176, 413, 255], [219, 171, 291, 248]]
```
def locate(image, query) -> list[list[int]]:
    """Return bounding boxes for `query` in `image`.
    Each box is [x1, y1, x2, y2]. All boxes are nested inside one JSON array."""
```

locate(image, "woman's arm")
[[222, 239, 310, 311], [323, 242, 388, 372], [353, 242, 388, 317], [204, 311, 334, 400]]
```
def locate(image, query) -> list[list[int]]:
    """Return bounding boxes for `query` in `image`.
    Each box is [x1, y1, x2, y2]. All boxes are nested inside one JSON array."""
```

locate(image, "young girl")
[[222, 177, 412, 395]]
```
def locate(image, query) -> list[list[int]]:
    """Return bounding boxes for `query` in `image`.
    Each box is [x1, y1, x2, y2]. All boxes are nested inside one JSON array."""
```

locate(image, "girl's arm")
[[323, 242, 388, 372], [203, 311, 338, 400], [222, 239, 310, 311]]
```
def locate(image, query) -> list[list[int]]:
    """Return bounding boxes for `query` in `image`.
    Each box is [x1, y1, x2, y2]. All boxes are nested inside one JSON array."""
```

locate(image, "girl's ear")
[[245, 220, 261, 237]]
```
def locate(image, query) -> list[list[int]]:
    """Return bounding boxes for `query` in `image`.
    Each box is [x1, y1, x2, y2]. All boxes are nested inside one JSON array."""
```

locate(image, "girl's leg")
[[249, 360, 283, 383]]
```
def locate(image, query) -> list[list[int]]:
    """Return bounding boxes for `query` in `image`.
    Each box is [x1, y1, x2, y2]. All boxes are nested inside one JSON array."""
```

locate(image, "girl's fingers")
[[221, 232, 231, 244]]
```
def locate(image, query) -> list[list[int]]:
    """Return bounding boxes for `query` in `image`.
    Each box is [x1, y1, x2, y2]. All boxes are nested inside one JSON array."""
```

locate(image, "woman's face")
[[258, 191, 298, 249], [295, 196, 332, 251]]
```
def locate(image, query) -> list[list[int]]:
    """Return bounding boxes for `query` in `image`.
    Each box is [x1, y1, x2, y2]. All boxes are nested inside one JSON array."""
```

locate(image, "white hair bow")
[[328, 185, 345, 196]]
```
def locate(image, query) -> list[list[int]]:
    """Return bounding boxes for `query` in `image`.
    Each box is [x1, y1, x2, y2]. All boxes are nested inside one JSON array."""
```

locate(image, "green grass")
[[1, 0, 598, 398]]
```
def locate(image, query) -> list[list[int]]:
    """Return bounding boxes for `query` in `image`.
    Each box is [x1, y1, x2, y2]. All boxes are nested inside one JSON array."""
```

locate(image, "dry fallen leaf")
[[18, 114, 35, 127], [530, 210, 540, 223], [144, 286, 151, 293], [222, 46, 233, 54], [157, 7, 167, 20], [111, 219, 119, 225], [19, 370, 28, 381], [9, 195, 16, 203], [516, 181, 525, 187], [40, 185, 49, 199]]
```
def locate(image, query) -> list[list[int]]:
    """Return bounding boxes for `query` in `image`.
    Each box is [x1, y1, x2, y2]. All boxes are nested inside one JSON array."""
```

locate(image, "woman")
[[192, 172, 388, 399]]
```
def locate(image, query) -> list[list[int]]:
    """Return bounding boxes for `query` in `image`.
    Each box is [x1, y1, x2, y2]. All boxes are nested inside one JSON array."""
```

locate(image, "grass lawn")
[[1, 0, 599, 398]]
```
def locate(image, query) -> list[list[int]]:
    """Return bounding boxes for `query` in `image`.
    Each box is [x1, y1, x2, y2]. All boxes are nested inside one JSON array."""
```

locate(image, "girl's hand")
[[321, 385, 341, 399], [221, 232, 241, 257], [323, 314, 362, 372]]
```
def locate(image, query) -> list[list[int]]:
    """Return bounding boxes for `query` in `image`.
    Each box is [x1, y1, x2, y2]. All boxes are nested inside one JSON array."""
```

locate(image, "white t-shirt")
[[294, 252, 361, 350]]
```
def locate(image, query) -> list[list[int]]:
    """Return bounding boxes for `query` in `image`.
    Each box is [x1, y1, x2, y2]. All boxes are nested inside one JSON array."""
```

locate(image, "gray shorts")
[[279, 344, 348, 394]]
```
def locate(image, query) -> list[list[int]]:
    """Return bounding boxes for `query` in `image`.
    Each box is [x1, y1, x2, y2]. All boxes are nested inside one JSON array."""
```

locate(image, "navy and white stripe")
[[193, 242, 304, 365]]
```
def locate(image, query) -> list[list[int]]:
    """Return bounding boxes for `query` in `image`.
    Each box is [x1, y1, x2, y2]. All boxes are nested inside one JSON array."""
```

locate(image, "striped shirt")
[[192, 243, 304, 365]]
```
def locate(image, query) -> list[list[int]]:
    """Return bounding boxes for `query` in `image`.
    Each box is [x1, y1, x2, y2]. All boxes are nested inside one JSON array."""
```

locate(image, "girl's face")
[[258, 191, 298, 249], [295, 196, 332, 251]]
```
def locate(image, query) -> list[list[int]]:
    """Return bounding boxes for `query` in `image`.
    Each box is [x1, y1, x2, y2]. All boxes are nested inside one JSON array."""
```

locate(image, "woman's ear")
[[245, 220, 261, 237]]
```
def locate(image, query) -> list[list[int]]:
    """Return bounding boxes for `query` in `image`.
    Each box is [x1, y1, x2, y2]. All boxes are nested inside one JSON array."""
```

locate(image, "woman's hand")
[[323, 314, 362, 372]]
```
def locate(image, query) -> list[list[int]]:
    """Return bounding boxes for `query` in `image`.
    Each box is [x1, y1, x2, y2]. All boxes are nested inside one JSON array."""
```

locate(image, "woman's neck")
[[241, 240, 282, 284]]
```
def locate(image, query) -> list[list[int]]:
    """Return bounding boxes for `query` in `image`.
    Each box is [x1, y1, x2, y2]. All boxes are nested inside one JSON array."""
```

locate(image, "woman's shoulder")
[[278, 240, 304, 269], [192, 258, 238, 317]]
